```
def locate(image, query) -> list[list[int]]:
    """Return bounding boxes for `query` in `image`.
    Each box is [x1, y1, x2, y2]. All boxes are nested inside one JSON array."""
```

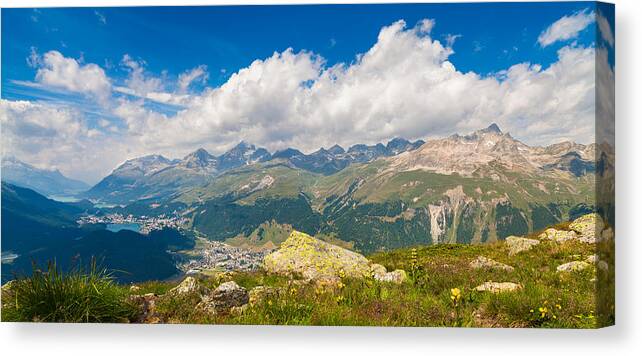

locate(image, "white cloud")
[[2, 19, 598, 182], [121, 54, 164, 97], [596, 11, 614, 47], [33, 50, 112, 103], [177, 65, 209, 93], [538, 9, 595, 47]]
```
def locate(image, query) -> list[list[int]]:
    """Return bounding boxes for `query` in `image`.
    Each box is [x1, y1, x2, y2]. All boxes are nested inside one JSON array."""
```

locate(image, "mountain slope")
[[1, 182, 192, 284], [1, 157, 89, 197], [173, 125, 595, 253]]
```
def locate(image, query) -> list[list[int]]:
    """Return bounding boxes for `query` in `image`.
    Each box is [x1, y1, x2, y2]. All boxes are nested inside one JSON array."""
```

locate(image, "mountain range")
[[3, 124, 600, 254], [84, 137, 425, 204], [1, 157, 90, 197]]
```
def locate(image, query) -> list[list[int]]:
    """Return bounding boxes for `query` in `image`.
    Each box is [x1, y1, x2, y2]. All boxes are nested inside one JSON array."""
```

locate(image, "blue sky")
[[0, 3, 614, 183], [3, 3, 598, 95]]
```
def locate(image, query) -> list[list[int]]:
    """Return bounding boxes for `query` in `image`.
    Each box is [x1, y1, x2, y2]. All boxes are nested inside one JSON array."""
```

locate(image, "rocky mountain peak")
[[480, 123, 502, 134], [328, 144, 345, 155]]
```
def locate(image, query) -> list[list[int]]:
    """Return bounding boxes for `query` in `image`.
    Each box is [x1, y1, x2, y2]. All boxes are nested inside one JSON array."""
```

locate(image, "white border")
[[2, 1, 641, 355]]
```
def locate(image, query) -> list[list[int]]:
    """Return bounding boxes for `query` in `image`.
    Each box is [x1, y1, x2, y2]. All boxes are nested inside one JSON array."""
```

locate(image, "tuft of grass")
[[1, 261, 136, 323]]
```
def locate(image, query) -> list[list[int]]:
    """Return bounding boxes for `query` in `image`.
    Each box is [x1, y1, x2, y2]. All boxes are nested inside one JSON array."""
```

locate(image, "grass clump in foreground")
[[1, 261, 136, 323]]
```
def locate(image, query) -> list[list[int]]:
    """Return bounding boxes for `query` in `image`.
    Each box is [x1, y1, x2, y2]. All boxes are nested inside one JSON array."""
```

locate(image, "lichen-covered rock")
[[474, 282, 522, 293], [556, 261, 591, 272], [263, 230, 371, 280], [469, 256, 514, 272], [167, 276, 202, 296], [198, 281, 249, 315], [505, 236, 540, 255], [569, 213, 605, 243], [538, 228, 578, 243], [374, 269, 408, 284]]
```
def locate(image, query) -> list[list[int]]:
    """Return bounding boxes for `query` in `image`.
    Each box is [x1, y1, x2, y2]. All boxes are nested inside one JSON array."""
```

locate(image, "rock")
[[598, 260, 609, 271], [569, 213, 605, 243], [263, 230, 371, 280], [374, 269, 408, 284], [474, 282, 522, 293], [198, 281, 249, 315], [469, 256, 514, 272], [538, 228, 578, 243], [167, 276, 202, 296], [128, 293, 160, 323], [230, 304, 249, 316], [585, 254, 599, 264], [556, 261, 591, 272], [505, 236, 540, 255], [601, 227, 614, 241], [129, 285, 141, 293], [370, 263, 388, 279], [248, 286, 280, 306]]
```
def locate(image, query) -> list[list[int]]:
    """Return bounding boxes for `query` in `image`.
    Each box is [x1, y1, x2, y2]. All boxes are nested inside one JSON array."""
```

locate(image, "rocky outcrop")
[[505, 236, 540, 255], [263, 231, 372, 280], [167, 276, 203, 296], [474, 282, 522, 293], [197, 281, 249, 315], [129, 293, 161, 323], [569, 213, 605, 243], [538, 228, 578, 243], [469, 256, 514, 272], [556, 261, 591, 273], [264, 231, 410, 284]]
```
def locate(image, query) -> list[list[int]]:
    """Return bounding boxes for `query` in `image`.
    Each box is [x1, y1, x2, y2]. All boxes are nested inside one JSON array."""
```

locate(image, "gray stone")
[[373, 269, 408, 284], [474, 282, 522, 293], [469, 256, 514, 272], [556, 261, 591, 272], [198, 281, 249, 315], [538, 228, 578, 243], [505, 236, 540, 255]]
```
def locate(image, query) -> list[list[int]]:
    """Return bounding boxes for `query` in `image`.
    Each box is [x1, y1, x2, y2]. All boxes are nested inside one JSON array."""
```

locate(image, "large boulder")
[[263, 231, 372, 280], [569, 213, 605, 243], [474, 282, 522, 293], [469, 256, 514, 272], [505, 236, 540, 256]]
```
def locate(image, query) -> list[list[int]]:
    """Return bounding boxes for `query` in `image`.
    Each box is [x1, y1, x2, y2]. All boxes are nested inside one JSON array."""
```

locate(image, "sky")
[[1, 2, 615, 184]]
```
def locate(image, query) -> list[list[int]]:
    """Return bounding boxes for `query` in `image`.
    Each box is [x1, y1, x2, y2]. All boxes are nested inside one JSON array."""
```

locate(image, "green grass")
[[2, 225, 612, 327], [1, 261, 137, 323]]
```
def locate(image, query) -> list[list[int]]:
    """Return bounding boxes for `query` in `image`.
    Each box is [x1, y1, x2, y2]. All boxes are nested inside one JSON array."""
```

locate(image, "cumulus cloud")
[[2, 19, 597, 182], [538, 9, 595, 47], [33, 50, 112, 103]]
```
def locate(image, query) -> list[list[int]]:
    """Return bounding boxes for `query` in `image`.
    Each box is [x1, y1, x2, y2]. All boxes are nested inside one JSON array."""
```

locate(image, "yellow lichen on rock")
[[263, 230, 372, 280]]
